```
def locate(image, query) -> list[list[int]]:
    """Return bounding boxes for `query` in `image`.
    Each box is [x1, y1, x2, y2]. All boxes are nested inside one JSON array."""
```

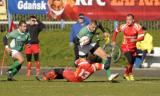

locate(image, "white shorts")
[[78, 42, 99, 57], [11, 49, 21, 58]]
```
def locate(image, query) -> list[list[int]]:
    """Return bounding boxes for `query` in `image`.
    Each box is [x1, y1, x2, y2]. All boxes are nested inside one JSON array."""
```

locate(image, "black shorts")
[[78, 42, 99, 57]]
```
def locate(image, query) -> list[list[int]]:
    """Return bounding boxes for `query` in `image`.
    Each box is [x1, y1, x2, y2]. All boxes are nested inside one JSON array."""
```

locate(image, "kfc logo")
[[75, 0, 106, 6]]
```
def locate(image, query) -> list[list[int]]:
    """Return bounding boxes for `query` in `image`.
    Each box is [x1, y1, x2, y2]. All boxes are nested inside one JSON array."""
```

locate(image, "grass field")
[[0, 29, 160, 67], [0, 75, 160, 96]]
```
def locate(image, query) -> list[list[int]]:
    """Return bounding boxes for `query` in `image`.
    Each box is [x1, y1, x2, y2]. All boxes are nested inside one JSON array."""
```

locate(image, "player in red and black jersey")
[[25, 16, 45, 77]]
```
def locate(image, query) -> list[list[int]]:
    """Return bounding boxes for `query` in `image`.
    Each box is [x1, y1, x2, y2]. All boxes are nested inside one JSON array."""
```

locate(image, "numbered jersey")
[[74, 58, 103, 81], [6, 29, 30, 51]]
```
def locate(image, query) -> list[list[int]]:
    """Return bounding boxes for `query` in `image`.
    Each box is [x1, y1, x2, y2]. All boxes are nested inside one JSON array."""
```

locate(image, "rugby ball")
[[79, 36, 90, 46]]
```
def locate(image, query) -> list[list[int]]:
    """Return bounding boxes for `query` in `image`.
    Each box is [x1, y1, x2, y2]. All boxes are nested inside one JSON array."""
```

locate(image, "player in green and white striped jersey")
[[3, 20, 31, 81]]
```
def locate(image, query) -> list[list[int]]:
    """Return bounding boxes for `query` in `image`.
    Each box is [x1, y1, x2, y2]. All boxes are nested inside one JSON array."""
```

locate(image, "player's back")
[[74, 59, 95, 81]]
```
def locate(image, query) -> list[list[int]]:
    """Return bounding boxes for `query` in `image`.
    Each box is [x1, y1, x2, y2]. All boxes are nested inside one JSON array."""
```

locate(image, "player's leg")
[[33, 44, 41, 76], [26, 54, 32, 77], [93, 47, 112, 80], [25, 45, 32, 77], [123, 52, 135, 81], [141, 50, 147, 62], [92, 63, 119, 81], [7, 50, 24, 80], [34, 53, 40, 76], [74, 43, 79, 61]]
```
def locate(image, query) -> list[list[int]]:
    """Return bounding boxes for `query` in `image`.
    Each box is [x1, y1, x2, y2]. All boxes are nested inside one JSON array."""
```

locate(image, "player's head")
[[18, 20, 27, 32], [29, 15, 37, 25], [126, 14, 135, 25], [78, 13, 85, 23], [42, 70, 57, 81], [89, 20, 97, 32], [86, 54, 102, 63]]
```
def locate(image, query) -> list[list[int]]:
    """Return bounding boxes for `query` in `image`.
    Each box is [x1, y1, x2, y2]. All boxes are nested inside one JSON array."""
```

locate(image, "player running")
[[36, 55, 119, 82], [112, 14, 145, 81], [73, 20, 118, 81], [3, 20, 31, 81]]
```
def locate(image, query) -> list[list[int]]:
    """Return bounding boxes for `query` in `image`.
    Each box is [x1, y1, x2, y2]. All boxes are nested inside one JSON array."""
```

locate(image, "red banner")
[[48, 0, 160, 20]]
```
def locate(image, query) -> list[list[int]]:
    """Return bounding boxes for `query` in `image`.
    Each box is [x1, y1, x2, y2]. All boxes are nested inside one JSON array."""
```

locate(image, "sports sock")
[[27, 62, 32, 77], [10, 61, 21, 76], [35, 61, 40, 76], [102, 57, 111, 78]]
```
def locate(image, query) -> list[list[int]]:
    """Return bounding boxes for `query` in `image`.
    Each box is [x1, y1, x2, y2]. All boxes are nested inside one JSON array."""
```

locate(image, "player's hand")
[[33, 18, 38, 25], [5, 47, 12, 54], [26, 44, 31, 48], [103, 32, 110, 37], [111, 42, 116, 47], [79, 36, 90, 46]]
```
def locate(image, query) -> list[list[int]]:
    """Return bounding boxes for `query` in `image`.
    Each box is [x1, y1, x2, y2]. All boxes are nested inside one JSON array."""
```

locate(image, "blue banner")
[[8, 0, 48, 14]]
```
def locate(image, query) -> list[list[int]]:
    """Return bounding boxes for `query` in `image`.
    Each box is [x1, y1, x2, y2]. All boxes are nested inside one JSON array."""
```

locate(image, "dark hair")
[[142, 26, 147, 30], [79, 13, 84, 16], [90, 20, 97, 26], [87, 54, 102, 63], [29, 15, 37, 19], [127, 14, 134, 19], [18, 20, 26, 26], [87, 54, 97, 63], [79, 13, 84, 19]]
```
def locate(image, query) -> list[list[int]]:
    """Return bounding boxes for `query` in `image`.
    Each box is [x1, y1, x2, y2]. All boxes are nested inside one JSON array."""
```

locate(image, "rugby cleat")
[[123, 74, 130, 81], [108, 73, 119, 81]]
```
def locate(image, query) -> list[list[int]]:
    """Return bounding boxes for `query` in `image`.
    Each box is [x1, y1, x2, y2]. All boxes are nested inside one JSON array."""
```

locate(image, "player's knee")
[[26, 54, 32, 62], [19, 57, 24, 64], [104, 63, 110, 70], [104, 57, 111, 70], [34, 53, 39, 61]]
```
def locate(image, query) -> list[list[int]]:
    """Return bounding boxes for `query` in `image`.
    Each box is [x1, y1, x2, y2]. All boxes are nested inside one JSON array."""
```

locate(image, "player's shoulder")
[[9, 29, 19, 35], [11, 29, 18, 33], [120, 24, 127, 28], [133, 23, 142, 30], [118, 24, 127, 31], [80, 26, 87, 31], [23, 31, 29, 36]]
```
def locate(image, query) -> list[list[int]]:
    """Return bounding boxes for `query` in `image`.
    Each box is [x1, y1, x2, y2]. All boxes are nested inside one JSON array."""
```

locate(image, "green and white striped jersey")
[[6, 29, 31, 51]]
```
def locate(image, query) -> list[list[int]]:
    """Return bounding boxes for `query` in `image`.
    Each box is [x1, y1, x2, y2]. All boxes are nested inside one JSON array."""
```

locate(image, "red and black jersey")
[[27, 20, 45, 44]]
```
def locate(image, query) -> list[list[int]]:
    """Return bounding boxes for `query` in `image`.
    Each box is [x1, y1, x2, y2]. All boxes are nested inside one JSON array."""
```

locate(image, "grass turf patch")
[[0, 75, 160, 96]]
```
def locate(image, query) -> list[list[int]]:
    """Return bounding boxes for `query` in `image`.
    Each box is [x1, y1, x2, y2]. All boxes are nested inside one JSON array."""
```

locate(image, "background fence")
[[0, 14, 160, 32]]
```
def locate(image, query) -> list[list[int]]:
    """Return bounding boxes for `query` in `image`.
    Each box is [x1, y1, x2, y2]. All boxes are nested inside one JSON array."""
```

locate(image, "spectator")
[[136, 26, 153, 64], [70, 13, 90, 60]]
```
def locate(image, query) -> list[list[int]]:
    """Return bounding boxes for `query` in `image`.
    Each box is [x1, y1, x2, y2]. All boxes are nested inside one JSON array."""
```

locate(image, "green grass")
[[0, 29, 159, 67], [0, 75, 160, 96]]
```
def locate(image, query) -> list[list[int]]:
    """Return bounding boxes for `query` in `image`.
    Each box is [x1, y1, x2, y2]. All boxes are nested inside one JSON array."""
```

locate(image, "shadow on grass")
[[82, 80, 120, 83], [136, 78, 160, 82], [0, 80, 18, 82]]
